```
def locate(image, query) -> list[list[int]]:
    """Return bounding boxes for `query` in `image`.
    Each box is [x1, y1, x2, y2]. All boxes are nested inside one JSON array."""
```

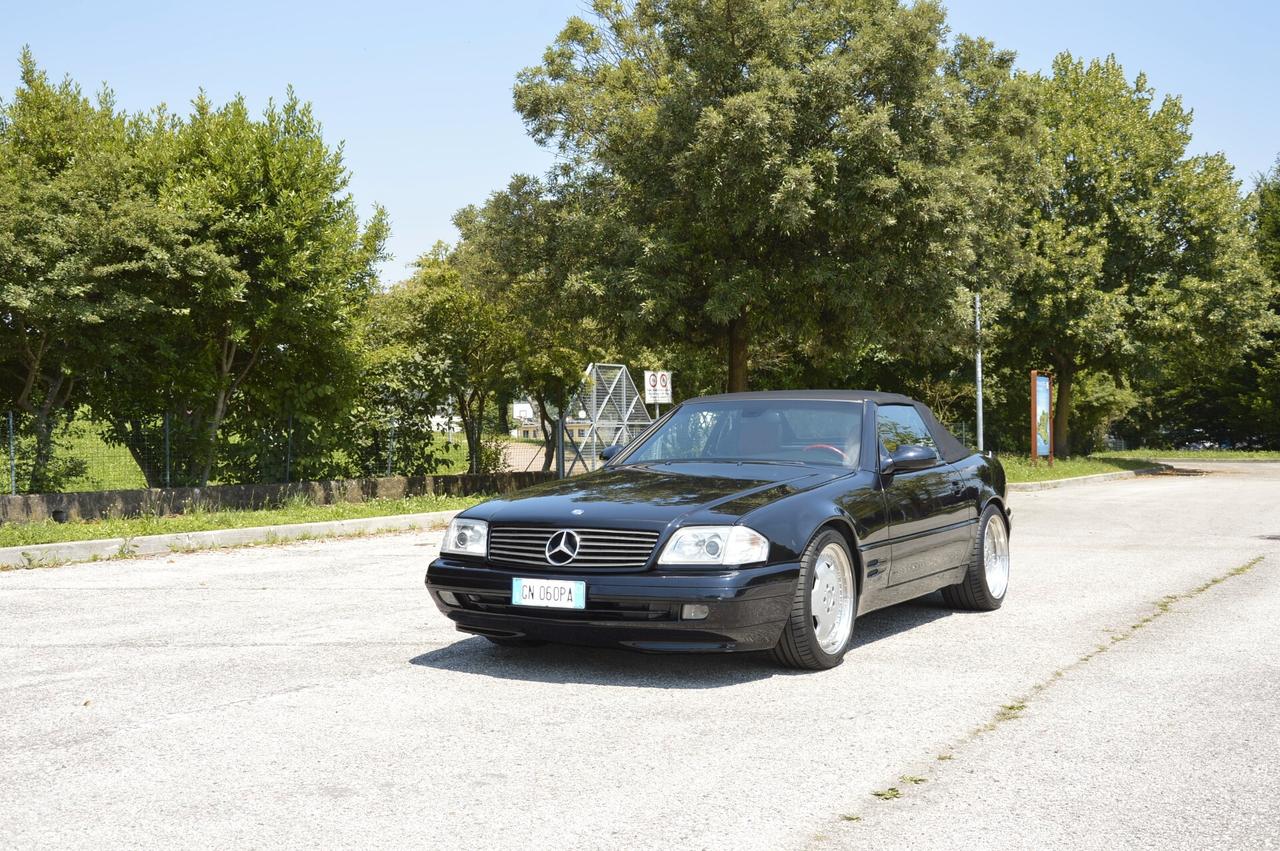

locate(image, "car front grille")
[[487, 526, 660, 572]]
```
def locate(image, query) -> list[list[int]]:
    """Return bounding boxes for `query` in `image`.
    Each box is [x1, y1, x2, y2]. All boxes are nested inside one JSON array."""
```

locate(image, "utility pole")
[[975, 292, 985, 452], [7, 410, 15, 495], [555, 416, 566, 479]]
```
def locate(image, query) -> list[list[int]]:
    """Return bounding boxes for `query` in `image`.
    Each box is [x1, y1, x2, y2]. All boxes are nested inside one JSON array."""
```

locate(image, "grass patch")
[[1094, 448, 1280, 462], [0, 494, 484, 549], [999, 455, 1156, 483], [871, 787, 902, 801]]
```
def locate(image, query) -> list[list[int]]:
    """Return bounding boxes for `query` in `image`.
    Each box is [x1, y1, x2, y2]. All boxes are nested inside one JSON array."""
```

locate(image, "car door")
[[875, 404, 973, 587]]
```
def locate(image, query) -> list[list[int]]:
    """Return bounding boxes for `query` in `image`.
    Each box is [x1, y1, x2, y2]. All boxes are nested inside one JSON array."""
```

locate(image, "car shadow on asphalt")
[[851, 591, 957, 649], [407, 593, 958, 688]]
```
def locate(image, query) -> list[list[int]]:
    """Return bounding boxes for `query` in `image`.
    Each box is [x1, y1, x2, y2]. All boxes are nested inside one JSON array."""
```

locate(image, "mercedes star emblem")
[[544, 530, 581, 566]]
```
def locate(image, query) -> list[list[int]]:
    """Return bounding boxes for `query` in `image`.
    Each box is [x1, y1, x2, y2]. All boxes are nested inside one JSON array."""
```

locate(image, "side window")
[[876, 405, 937, 454]]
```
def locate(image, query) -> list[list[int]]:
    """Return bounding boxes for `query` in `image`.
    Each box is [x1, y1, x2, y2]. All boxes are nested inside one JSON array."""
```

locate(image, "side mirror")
[[600, 444, 625, 462], [884, 444, 939, 473]]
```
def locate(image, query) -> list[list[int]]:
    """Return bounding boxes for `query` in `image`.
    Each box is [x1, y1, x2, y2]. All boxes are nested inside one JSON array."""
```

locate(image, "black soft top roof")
[[679, 389, 972, 463], [685, 389, 915, 405]]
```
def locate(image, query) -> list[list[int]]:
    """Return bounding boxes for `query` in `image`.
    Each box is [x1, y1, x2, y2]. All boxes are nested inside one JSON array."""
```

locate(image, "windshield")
[[622, 399, 864, 468]]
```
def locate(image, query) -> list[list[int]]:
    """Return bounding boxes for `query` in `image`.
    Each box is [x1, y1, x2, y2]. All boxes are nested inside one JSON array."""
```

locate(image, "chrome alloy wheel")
[[810, 542, 855, 654], [984, 513, 1011, 599]]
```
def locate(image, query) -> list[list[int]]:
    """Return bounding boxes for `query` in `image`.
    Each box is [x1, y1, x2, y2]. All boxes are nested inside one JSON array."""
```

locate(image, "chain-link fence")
[[1, 409, 485, 496], [2, 402, 626, 496]]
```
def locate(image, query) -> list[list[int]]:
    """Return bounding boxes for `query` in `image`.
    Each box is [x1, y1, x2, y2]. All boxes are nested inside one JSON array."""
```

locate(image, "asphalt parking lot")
[[2, 463, 1278, 850]]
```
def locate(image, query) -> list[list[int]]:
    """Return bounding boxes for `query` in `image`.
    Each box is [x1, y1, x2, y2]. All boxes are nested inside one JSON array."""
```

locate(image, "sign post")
[[975, 292, 984, 451], [644, 370, 672, 418], [1030, 371, 1053, 465]]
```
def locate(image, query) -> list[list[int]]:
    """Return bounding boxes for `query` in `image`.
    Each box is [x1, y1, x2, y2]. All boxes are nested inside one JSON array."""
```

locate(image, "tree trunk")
[[1053, 364, 1075, 458], [28, 413, 55, 493], [19, 372, 74, 493], [536, 398, 555, 472], [727, 312, 749, 392], [459, 392, 486, 475], [496, 391, 511, 435], [121, 418, 165, 489]]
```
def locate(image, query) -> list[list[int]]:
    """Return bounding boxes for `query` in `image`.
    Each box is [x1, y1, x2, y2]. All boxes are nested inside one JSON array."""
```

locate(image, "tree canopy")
[[5, 0, 1280, 497], [998, 54, 1270, 454], [2, 51, 387, 489], [514, 0, 1038, 391]]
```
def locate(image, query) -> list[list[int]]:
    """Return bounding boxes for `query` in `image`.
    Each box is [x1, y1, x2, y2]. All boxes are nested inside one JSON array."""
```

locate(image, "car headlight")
[[657, 525, 770, 566], [441, 517, 488, 557]]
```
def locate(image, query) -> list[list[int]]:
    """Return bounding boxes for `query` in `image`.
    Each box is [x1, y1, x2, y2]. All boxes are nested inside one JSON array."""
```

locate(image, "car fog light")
[[682, 603, 710, 620], [439, 591, 460, 606]]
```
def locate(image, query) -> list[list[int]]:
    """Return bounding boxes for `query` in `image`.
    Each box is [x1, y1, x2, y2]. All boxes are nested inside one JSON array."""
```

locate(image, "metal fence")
[[2, 409, 471, 496]]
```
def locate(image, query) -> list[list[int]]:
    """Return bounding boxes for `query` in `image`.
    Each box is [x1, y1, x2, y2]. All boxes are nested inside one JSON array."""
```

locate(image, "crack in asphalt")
[[813, 553, 1270, 843]]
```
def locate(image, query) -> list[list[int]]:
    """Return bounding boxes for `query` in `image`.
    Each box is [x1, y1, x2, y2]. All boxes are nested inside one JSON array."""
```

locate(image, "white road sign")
[[644, 370, 672, 404]]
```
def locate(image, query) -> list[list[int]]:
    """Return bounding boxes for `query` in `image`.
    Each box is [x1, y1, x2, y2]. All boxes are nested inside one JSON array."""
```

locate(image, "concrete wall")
[[0, 471, 556, 524]]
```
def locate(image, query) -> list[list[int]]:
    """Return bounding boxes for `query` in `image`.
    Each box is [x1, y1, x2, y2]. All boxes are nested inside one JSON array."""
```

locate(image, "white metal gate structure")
[[565, 363, 654, 473]]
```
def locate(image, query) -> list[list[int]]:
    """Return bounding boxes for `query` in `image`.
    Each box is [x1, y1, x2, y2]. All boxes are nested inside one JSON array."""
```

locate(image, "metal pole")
[[7, 410, 15, 495], [975, 292, 985, 452], [163, 412, 171, 488], [284, 414, 293, 484], [386, 421, 396, 477], [556, 417, 566, 479]]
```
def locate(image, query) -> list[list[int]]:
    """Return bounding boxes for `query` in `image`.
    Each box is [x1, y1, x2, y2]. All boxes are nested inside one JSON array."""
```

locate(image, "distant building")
[[509, 399, 592, 442]]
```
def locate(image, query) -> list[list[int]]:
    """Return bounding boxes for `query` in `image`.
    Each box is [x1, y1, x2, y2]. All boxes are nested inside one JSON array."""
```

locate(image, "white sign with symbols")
[[644, 370, 672, 404]]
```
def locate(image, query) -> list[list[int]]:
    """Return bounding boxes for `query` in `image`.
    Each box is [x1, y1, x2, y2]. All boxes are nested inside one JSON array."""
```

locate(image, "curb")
[[1148, 458, 1280, 465], [0, 509, 462, 570], [1008, 467, 1164, 492]]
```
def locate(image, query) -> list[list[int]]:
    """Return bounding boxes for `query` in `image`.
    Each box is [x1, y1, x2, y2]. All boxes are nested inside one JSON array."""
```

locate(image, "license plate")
[[511, 578, 586, 609]]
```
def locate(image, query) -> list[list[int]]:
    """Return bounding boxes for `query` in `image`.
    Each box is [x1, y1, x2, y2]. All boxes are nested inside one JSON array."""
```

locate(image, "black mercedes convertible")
[[425, 390, 1010, 670]]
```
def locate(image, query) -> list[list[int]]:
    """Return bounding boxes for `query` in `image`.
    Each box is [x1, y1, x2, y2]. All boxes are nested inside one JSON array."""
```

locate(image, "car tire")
[[772, 529, 857, 671], [942, 504, 1010, 611], [484, 636, 547, 648]]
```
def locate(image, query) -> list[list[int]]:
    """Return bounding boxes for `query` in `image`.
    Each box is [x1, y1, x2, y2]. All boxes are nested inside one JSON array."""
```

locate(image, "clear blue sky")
[[4, 0, 1277, 282]]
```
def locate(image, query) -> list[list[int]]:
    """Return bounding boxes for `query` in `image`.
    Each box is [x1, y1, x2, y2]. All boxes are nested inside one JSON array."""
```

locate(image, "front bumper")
[[425, 557, 800, 653]]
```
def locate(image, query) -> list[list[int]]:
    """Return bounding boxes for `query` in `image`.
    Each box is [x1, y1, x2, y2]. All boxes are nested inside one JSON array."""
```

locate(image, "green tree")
[[349, 287, 451, 478], [453, 176, 599, 469], [1154, 160, 1279, 449], [515, 0, 1036, 392], [379, 245, 517, 475], [0, 51, 98, 489], [1001, 54, 1269, 455], [0, 50, 178, 490], [88, 90, 388, 486]]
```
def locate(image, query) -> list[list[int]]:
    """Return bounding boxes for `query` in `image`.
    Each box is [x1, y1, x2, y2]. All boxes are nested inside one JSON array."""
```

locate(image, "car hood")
[[463, 462, 848, 529]]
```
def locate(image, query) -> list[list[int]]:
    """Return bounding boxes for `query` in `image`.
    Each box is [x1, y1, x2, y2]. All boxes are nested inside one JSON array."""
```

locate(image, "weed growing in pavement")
[[818, 554, 1270, 848], [968, 555, 1267, 740], [996, 703, 1026, 721], [17, 551, 52, 570], [840, 815, 861, 823]]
